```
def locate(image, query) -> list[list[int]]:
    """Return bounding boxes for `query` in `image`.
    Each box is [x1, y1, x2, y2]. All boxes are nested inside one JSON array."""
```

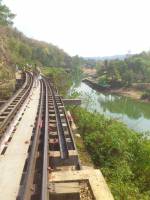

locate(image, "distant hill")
[[84, 54, 130, 61]]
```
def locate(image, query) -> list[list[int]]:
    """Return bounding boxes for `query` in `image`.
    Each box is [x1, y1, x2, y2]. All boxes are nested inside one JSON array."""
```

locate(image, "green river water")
[[72, 82, 150, 133]]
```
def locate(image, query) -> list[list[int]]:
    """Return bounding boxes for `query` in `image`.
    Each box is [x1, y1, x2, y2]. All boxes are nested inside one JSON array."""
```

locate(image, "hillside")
[[0, 0, 73, 79], [0, 26, 72, 72], [8, 28, 72, 68], [0, 25, 75, 98], [0, 0, 75, 99]]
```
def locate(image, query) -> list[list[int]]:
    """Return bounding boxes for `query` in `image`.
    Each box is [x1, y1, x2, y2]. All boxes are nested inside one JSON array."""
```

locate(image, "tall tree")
[[0, 0, 15, 26]]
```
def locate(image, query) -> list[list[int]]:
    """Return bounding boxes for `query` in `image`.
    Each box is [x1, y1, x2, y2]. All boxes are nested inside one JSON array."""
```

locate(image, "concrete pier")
[[49, 169, 114, 200]]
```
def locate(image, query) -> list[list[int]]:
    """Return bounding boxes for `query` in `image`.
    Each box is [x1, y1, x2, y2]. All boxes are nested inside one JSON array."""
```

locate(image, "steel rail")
[[0, 72, 33, 137], [19, 78, 49, 200], [41, 79, 49, 200], [47, 80, 81, 170], [47, 82, 69, 159], [19, 77, 81, 200], [20, 80, 44, 200], [58, 96, 75, 149], [0, 72, 26, 115]]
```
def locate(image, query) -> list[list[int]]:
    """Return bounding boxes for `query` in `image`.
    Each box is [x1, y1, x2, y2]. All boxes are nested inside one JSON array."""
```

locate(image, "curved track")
[[19, 77, 81, 200], [0, 73, 114, 200], [0, 72, 33, 139]]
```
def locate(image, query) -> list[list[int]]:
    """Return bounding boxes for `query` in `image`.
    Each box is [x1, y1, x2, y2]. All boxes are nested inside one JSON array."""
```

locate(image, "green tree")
[[0, 0, 15, 26]]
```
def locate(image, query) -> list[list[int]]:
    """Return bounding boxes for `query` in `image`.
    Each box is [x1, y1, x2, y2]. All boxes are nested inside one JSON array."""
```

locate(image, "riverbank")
[[83, 78, 146, 101], [71, 107, 150, 200], [110, 87, 142, 100]]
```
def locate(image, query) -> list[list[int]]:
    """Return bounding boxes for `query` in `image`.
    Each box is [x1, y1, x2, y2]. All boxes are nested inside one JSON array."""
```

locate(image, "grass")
[[74, 132, 93, 167]]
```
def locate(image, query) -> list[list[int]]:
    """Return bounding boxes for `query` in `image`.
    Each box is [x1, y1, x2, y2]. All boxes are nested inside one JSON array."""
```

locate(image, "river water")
[[72, 82, 150, 133]]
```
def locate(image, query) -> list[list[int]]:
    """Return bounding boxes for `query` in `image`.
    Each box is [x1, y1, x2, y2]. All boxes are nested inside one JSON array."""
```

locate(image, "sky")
[[3, 0, 150, 57]]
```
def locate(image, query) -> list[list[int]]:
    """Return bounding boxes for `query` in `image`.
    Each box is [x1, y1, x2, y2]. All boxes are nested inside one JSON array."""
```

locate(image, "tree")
[[0, 0, 15, 26]]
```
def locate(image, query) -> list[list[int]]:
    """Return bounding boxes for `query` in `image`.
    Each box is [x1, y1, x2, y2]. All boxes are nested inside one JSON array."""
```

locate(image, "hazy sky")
[[3, 0, 150, 57]]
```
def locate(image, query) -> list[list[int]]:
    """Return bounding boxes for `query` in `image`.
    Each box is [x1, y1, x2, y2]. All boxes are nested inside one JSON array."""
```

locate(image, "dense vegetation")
[[41, 67, 72, 96], [0, 26, 72, 70], [0, 0, 78, 98], [0, 0, 15, 26], [41, 55, 83, 96], [0, 0, 15, 80], [0, 0, 73, 77], [7, 29, 72, 69], [71, 107, 150, 200], [96, 53, 150, 87]]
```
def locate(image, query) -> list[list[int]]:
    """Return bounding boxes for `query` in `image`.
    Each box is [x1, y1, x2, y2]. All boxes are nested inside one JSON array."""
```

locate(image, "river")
[[71, 82, 150, 133]]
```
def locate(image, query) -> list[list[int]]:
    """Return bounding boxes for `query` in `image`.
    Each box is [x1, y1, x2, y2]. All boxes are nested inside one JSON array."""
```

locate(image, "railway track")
[[0, 72, 114, 200], [46, 80, 80, 168], [17, 79, 45, 200], [18, 77, 81, 200], [0, 72, 33, 140]]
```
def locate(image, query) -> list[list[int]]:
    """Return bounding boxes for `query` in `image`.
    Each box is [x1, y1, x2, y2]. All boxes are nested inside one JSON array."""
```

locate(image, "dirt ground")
[[110, 87, 143, 100]]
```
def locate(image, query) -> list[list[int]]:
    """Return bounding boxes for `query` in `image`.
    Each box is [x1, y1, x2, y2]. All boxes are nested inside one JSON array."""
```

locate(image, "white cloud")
[[3, 0, 150, 56]]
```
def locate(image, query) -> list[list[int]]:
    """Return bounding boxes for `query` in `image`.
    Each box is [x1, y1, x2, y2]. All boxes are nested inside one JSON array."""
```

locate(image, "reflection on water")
[[73, 82, 150, 132]]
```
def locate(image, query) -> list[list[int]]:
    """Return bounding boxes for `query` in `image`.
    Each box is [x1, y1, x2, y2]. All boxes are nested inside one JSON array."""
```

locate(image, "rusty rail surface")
[[19, 80, 45, 200]]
